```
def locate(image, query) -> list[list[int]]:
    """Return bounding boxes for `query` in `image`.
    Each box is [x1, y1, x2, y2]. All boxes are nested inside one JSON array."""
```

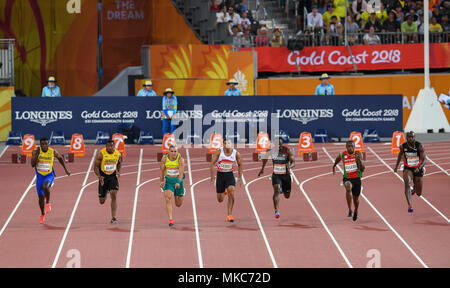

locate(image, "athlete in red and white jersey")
[[210, 138, 243, 222]]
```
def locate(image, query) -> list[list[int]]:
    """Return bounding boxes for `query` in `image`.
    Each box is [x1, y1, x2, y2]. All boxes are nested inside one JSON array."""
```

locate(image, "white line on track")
[[367, 147, 450, 223], [0, 145, 8, 159], [322, 147, 428, 268], [426, 156, 450, 177], [126, 148, 143, 268], [52, 149, 97, 268]]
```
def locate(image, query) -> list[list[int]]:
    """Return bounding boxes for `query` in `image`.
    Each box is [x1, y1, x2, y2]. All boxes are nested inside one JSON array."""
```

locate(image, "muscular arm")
[[54, 149, 70, 175], [160, 156, 167, 184], [394, 149, 404, 172], [356, 151, 365, 173], [178, 157, 185, 182], [93, 151, 103, 179], [332, 153, 342, 174], [30, 148, 40, 168], [116, 154, 123, 177], [210, 150, 220, 182], [236, 151, 243, 181], [288, 148, 295, 170], [418, 144, 426, 171]]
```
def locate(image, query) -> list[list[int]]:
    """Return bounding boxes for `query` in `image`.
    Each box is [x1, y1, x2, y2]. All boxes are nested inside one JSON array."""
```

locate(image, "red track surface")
[[0, 142, 449, 268]]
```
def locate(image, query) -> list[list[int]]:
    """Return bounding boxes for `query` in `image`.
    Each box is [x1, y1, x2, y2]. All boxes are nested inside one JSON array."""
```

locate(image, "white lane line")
[[242, 174, 278, 268], [0, 176, 36, 238], [0, 145, 8, 159], [126, 148, 143, 268], [367, 146, 449, 223], [52, 149, 97, 268], [323, 147, 429, 268], [426, 156, 450, 177], [186, 148, 204, 268]]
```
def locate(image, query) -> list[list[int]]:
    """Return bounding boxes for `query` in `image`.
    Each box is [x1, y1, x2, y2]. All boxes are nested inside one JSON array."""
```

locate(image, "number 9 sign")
[[21, 134, 36, 156]]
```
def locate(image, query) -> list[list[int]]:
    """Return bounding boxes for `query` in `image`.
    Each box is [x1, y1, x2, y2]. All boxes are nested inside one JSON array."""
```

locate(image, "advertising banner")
[[0, 87, 14, 141], [11, 95, 402, 141]]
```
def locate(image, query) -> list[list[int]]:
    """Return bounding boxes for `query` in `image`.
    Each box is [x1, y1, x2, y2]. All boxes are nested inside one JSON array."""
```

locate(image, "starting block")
[[302, 152, 318, 162], [12, 154, 27, 164], [65, 153, 75, 163]]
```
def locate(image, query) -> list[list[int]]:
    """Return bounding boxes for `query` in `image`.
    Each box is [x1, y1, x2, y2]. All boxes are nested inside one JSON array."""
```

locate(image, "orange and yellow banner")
[[0, 87, 14, 141]]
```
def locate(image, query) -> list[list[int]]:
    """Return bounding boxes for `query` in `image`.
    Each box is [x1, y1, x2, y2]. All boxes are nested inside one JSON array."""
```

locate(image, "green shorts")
[[163, 174, 185, 197]]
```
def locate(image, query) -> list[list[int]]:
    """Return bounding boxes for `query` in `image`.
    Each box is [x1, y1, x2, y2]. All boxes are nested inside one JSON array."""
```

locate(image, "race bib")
[[37, 162, 51, 172], [344, 162, 357, 172], [407, 157, 420, 167], [104, 164, 116, 173], [167, 168, 179, 177], [218, 162, 233, 171], [273, 164, 287, 174]]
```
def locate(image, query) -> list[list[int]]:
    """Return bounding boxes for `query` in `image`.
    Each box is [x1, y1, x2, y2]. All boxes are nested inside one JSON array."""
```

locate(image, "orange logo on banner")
[[349, 132, 364, 153], [209, 133, 223, 154], [255, 132, 270, 153], [70, 134, 86, 157], [298, 132, 314, 155], [162, 133, 176, 154], [112, 133, 126, 157], [391, 131, 405, 155], [21, 134, 36, 156]]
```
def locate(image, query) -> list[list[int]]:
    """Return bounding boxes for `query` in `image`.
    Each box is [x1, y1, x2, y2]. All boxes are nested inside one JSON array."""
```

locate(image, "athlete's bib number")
[[37, 162, 51, 173], [273, 164, 287, 174], [407, 157, 420, 167], [344, 162, 357, 172], [218, 162, 233, 171], [167, 168, 179, 177], [104, 164, 116, 173]]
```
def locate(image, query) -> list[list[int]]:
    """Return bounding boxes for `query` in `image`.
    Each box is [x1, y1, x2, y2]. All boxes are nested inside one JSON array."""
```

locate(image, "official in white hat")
[[315, 73, 335, 95], [137, 80, 157, 97], [41, 76, 61, 97], [224, 78, 242, 96]]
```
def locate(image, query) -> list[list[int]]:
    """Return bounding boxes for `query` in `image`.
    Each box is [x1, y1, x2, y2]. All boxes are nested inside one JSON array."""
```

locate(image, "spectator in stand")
[[255, 26, 270, 46], [211, 0, 222, 12], [383, 10, 401, 43], [430, 16, 444, 42], [406, 8, 419, 23], [271, 28, 284, 47], [41, 76, 61, 97], [240, 27, 253, 47], [326, 15, 343, 45], [395, 4, 405, 24], [346, 15, 360, 45], [362, 0, 377, 24], [297, 0, 313, 32], [14, 89, 26, 97], [442, 15, 450, 32], [240, 10, 251, 30], [417, 14, 425, 41], [376, 3, 389, 24], [432, 4, 443, 23], [238, 0, 248, 13], [352, 0, 368, 25], [401, 14, 418, 42], [225, 6, 242, 31], [333, 0, 350, 20], [230, 25, 243, 47], [323, 3, 340, 26], [384, 0, 401, 12], [307, 4, 324, 45], [215, 4, 227, 28], [137, 80, 157, 97], [363, 25, 381, 44], [364, 12, 383, 32], [318, 0, 328, 14]]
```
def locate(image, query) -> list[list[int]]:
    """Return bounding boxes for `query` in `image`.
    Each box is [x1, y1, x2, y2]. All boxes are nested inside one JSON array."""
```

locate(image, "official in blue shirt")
[[315, 73, 335, 96], [137, 80, 157, 97], [41, 76, 61, 97], [224, 79, 242, 96], [162, 88, 178, 136]]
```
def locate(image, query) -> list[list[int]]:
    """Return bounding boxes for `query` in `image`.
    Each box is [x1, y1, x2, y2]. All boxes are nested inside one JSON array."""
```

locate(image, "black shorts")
[[216, 172, 236, 194], [98, 171, 119, 198], [404, 166, 424, 178], [272, 173, 291, 194], [343, 177, 361, 197]]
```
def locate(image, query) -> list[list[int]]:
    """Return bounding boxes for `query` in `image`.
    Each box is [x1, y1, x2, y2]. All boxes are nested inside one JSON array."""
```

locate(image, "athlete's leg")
[[402, 169, 414, 206], [174, 196, 184, 207], [110, 190, 118, 219], [43, 181, 51, 204], [38, 195, 45, 215], [344, 181, 353, 212], [217, 192, 225, 203], [413, 176, 423, 197], [226, 185, 235, 216], [164, 190, 174, 220], [273, 184, 281, 211]]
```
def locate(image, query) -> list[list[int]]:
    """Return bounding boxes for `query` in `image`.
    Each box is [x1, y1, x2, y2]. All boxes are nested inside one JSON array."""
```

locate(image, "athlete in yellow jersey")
[[31, 137, 71, 224], [94, 139, 123, 224], [160, 145, 185, 227]]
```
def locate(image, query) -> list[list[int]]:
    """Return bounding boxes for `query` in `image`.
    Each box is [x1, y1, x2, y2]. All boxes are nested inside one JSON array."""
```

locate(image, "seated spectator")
[[255, 26, 270, 46], [318, 0, 328, 14], [363, 26, 381, 44], [364, 12, 383, 32], [240, 27, 253, 47], [352, 0, 368, 24], [362, 0, 377, 24], [271, 28, 284, 47], [14, 89, 26, 97], [238, 0, 248, 13], [210, 0, 222, 12], [401, 14, 418, 42], [384, 0, 401, 12], [430, 16, 444, 42], [225, 6, 242, 31], [297, 0, 313, 32], [376, 3, 389, 24], [323, 3, 340, 26], [307, 5, 324, 33], [215, 4, 227, 27], [395, 5, 404, 24], [432, 4, 443, 23], [230, 25, 243, 47], [240, 10, 251, 30], [326, 15, 343, 45], [383, 10, 401, 43], [406, 8, 419, 23], [442, 15, 450, 32], [345, 15, 360, 45], [333, 0, 349, 20]]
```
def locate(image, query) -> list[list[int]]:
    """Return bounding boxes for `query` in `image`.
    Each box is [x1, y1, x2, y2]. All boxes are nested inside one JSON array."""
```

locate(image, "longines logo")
[[275, 109, 333, 125], [15, 111, 72, 127]]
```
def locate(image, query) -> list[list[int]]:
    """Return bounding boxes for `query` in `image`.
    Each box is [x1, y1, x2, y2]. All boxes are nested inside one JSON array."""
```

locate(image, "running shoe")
[[110, 217, 118, 224], [352, 212, 358, 221], [45, 203, 51, 213], [410, 186, 415, 196], [39, 214, 45, 224], [279, 188, 283, 194], [225, 188, 228, 196], [226, 215, 234, 222], [408, 205, 413, 213], [275, 210, 280, 219], [169, 219, 174, 227], [348, 210, 353, 217]]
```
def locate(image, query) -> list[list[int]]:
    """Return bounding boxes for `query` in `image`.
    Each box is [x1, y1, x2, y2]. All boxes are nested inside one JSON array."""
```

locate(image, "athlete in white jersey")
[[210, 138, 243, 222]]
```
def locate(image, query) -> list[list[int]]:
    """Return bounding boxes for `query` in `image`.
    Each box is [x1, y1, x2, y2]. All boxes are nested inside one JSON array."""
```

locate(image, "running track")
[[0, 142, 449, 268]]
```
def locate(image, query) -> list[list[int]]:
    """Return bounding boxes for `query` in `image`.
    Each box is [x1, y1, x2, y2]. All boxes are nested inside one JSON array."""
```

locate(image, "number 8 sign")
[[70, 134, 86, 157]]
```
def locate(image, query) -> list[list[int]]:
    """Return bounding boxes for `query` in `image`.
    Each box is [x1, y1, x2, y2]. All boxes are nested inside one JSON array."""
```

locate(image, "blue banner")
[[11, 95, 402, 142]]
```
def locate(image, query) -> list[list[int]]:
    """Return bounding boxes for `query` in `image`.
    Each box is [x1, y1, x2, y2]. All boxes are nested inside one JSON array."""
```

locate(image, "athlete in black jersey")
[[258, 137, 295, 218], [394, 131, 426, 213]]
